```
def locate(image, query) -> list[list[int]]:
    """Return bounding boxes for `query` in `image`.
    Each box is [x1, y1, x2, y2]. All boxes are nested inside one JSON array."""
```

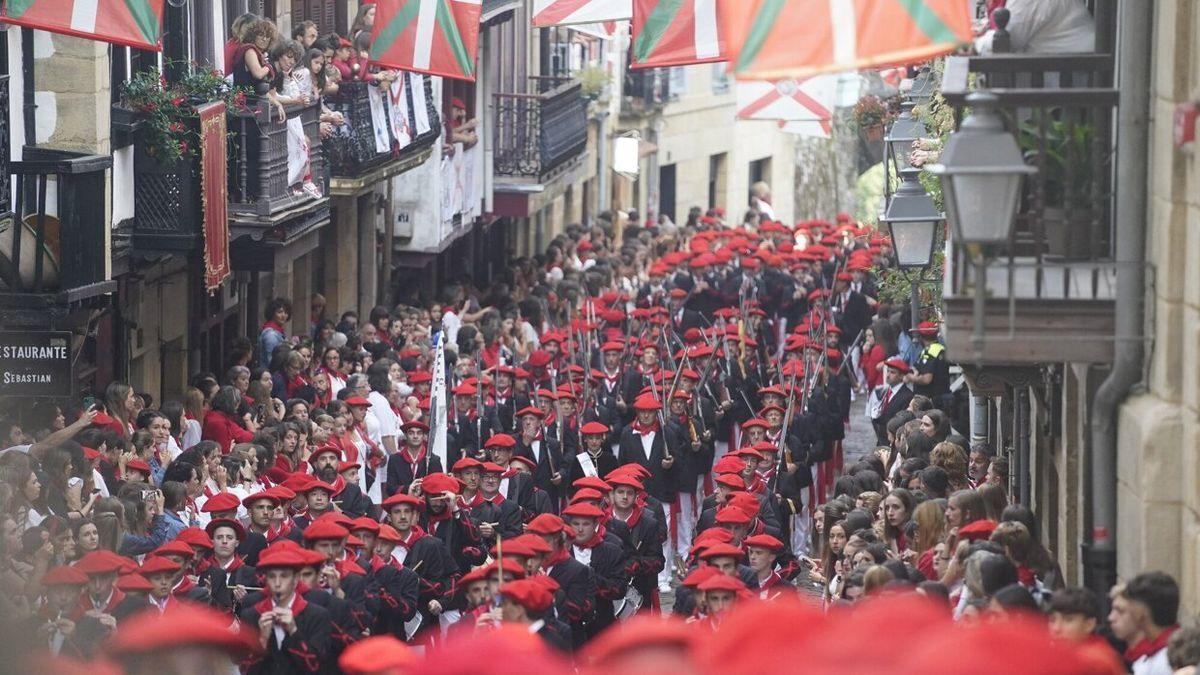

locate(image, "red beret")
[[480, 461, 505, 473], [242, 490, 282, 508], [744, 534, 785, 551], [125, 458, 152, 475], [501, 578, 555, 612], [338, 636, 415, 675], [116, 573, 155, 593], [485, 433, 517, 448], [715, 506, 753, 526], [255, 548, 309, 570], [561, 503, 605, 520], [420, 472, 461, 496], [344, 395, 371, 407], [139, 555, 182, 576], [451, 457, 484, 473], [75, 551, 125, 576], [349, 517, 381, 534], [569, 488, 604, 504], [632, 395, 662, 411], [682, 566, 722, 588], [571, 476, 612, 493], [508, 456, 537, 471], [302, 519, 350, 541], [699, 543, 745, 561], [527, 350, 553, 368], [515, 406, 546, 419], [714, 473, 746, 490], [698, 574, 747, 593], [176, 527, 214, 550], [42, 565, 89, 586], [958, 518, 999, 542], [381, 493, 423, 510], [400, 419, 429, 432], [483, 558, 527, 580], [526, 513, 573, 536], [205, 518, 246, 541], [200, 492, 241, 513], [407, 371, 432, 384], [884, 357, 911, 373], [606, 473, 644, 491], [149, 540, 194, 560], [104, 604, 260, 657], [376, 524, 404, 543]]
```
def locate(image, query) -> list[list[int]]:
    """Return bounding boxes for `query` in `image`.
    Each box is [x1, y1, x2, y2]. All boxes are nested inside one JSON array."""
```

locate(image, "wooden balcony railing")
[[131, 113, 202, 253], [0, 149, 114, 308], [324, 78, 440, 180], [227, 99, 328, 222], [494, 79, 587, 181]]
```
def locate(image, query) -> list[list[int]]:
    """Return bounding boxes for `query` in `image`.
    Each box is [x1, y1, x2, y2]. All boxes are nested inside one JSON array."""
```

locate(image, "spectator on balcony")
[[976, 0, 1095, 54], [231, 16, 277, 97], [350, 2, 376, 40], [223, 12, 259, 76], [268, 39, 323, 199], [292, 19, 319, 49], [331, 35, 356, 83], [352, 31, 399, 87], [443, 97, 478, 158], [750, 181, 776, 221], [301, 49, 344, 139]]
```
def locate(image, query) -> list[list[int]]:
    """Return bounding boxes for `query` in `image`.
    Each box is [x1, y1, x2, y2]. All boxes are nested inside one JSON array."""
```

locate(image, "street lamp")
[[910, 64, 936, 103], [927, 91, 1036, 247], [882, 167, 943, 326], [885, 101, 928, 172]]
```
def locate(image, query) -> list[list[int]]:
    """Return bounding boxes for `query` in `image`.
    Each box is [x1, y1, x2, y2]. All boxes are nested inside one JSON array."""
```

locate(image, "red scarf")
[[172, 575, 196, 597], [427, 506, 454, 525], [631, 419, 660, 435], [262, 320, 287, 335], [542, 546, 571, 569], [267, 517, 295, 542], [253, 592, 309, 619], [574, 525, 606, 550], [759, 571, 782, 591], [615, 504, 644, 529], [71, 587, 126, 620], [1124, 626, 1177, 664], [220, 556, 246, 574], [400, 444, 427, 472], [745, 475, 766, 494], [396, 525, 427, 550], [464, 491, 505, 509]]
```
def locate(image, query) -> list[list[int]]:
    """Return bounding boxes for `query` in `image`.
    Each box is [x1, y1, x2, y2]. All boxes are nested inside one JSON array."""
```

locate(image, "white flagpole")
[[430, 330, 449, 470]]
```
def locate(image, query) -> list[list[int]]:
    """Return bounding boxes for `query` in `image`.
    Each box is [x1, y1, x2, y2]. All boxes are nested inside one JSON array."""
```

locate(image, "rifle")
[[769, 356, 803, 493], [475, 364, 485, 458], [547, 368, 561, 477]]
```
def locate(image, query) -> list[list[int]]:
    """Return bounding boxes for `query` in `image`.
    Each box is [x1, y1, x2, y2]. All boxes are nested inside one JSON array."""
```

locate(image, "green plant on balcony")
[[1017, 114, 1095, 208], [579, 66, 610, 101], [119, 66, 249, 165]]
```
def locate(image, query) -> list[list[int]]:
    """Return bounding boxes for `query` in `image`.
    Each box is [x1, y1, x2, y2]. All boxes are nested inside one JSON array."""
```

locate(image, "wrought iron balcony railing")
[[0, 149, 114, 308], [493, 79, 588, 181], [324, 78, 440, 180], [227, 99, 328, 223], [622, 68, 670, 116]]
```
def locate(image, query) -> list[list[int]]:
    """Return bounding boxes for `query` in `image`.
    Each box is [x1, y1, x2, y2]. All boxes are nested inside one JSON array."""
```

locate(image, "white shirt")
[[271, 594, 296, 648], [181, 419, 201, 451], [529, 439, 542, 463], [638, 431, 655, 461], [368, 392, 398, 441], [572, 545, 593, 566]]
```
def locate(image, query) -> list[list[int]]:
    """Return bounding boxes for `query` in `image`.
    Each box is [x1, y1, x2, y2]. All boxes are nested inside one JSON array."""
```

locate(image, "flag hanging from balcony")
[[0, 0, 165, 50], [532, 0, 631, 27], [736, 76, 836, 137], [719, 0, 971, 80], [630, 0, 725, 69], [370, 0, 481, 82]]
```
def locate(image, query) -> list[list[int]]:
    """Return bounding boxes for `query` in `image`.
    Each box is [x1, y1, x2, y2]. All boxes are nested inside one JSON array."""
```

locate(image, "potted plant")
[[579, 66, 610, 101], [853, 95, 890, 142], [1018, 113, 1098, 258], [119, 66, 249, 165]]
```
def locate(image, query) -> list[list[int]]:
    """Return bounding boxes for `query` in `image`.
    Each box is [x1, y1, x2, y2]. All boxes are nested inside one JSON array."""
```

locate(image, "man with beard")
[[380, 492, 457, 640], [466, 461, 523, 541], [562, 502, 629, 639], [239, 547, 333, 674], [384, 420, 444, 497], [415, 472, 484, 571], [309, 445, 375, 518]]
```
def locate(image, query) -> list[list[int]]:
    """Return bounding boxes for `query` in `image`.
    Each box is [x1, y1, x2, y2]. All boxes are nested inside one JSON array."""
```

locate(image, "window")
[[708, 153, 727, 211], [711, 62, 730, 94], [749, 157, 772, 187], [668, 67, 687, 100]]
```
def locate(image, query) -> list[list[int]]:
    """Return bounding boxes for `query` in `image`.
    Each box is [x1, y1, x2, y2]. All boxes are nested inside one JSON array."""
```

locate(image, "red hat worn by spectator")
[[451, 97, 467, 110], [338, 635, 415, 675], [205, 518, 246, 541], [501, 578, 555, 613], [911, 320, 941, 337], [884, 357, 910, 373], [200, 492, 240, 513], [407, 371, 432, 384], [104, 604, 260, 659], [344, 395, 371, 407], [125, 458, 152, 476]]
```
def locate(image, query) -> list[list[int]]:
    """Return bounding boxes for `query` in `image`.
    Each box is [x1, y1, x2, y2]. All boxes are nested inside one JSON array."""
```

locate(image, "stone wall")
[[1116, 0, 1200, 613]]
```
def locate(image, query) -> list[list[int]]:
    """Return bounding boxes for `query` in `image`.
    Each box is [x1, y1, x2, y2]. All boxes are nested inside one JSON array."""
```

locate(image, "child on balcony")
[[331, 35, 356, 83], [271, 39, 322, 199], [303, 48, 344, 139]]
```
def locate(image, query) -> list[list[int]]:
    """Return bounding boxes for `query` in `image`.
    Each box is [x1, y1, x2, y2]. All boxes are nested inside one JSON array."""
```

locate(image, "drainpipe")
[[1085, 0, 1152, 594]]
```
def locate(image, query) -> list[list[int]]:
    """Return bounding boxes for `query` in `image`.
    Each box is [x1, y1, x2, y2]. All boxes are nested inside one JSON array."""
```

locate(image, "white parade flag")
[[430, 331, 449, 469]]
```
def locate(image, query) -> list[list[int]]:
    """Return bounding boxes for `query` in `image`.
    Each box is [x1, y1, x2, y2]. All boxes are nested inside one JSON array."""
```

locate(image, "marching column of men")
[[36, 216, 897, 669]]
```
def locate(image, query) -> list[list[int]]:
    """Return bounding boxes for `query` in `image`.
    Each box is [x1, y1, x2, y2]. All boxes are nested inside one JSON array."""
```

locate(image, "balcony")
[[227, 98, 330, 243], [0, 149, 115, 319], [938, 52, 1124, 365], [621, 68, 671, 118], [493, 78, 588, 184], [324, 78, 439, 196], [131, 114, 202, 254]]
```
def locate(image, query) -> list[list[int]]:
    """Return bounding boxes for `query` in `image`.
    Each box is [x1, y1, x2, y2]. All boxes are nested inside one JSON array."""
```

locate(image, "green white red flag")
[[631, 0, 725, 69], [0, 0, 164, 50], [719, 0, 971, 80], [532, 0, 631, 27], [369, 0, 481, 82]]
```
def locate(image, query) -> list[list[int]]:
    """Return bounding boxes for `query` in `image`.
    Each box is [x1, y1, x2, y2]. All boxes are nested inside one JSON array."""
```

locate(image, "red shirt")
[[201, 410, 254, 453]]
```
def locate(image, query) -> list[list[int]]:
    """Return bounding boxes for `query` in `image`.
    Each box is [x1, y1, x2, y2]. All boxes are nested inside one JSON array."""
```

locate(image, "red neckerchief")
[[253, 592, 309, 619], [267, 517, 294, 542], [638, 364, 659, 376], [327, 474, 347, 496], [543, 411, 557, 427], [614, 503, 644, 528], [603, 368, 620, 386], [495, 386, 512, 402], [262, 320, 287, 334], [480, 492, 504, 505], [285, 374, 308, 399], [313, 390, 331, 408], [631, 419, 660, 435], [759, 571, 782, 591], [320, 366, 346, 384], [542, 546, 571, 569], [427, 507, 454, 524], [71, 587, 126, 620], [523, 431, 544, 445], [745, 475, 766, 494], [1125, 626, 1177, 664], [574, 525, 606, 550], [353, 425, 384, 467], [396, 525, 426, 550], [172, 575, 196, 597], [221, 556, 246, 574], [767, 428, 782, 443], [400, 444, 427, 471]]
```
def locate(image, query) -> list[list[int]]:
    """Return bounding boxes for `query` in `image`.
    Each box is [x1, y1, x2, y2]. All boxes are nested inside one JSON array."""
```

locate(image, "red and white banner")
[[0, 0, 165, 50], [532, 0, 631, 27], [630, 0, 726, 69]]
